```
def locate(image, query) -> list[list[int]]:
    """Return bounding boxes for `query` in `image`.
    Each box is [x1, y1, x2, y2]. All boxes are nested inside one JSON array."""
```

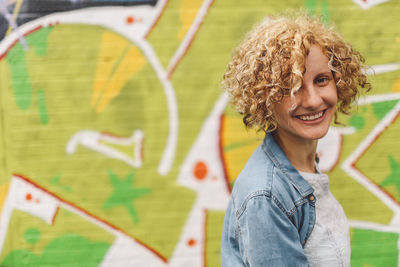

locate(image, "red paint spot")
[[187, 238, 196, 247], [26, 193, 32, 201], [126, 16, 135, 24], [0, 25, 42, 61], [13, 173, 168, 263], [193, 161, 208, 180]]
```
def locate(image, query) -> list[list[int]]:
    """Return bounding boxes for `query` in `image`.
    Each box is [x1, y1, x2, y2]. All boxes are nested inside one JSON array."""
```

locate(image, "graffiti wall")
[[0, 0, 399, 266]]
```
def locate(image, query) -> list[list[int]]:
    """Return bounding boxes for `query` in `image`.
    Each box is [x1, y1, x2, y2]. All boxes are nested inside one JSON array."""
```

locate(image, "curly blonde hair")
[[222, 13, 371, 132]]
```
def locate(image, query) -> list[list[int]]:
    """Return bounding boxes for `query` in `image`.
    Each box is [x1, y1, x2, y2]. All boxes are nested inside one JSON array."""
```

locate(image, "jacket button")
[[309, 195, 315, 201]]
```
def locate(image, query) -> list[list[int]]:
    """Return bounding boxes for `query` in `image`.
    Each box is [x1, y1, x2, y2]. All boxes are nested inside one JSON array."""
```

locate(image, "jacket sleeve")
[[237, 195, 309, 267]]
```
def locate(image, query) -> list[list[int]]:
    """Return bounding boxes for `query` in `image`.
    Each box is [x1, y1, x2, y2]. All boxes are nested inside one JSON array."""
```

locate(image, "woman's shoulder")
[[230, 145, 302, 217]]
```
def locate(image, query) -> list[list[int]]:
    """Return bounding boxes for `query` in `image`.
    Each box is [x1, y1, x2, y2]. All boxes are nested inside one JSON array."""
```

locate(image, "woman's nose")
[[299, 85, 323, 109]]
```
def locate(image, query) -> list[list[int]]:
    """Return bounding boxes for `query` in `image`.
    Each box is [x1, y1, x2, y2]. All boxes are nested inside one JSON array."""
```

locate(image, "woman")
[[221, 13, 370, 266]]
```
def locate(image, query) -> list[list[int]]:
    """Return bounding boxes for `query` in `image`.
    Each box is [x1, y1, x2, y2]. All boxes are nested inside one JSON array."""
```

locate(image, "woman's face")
[[273, 45, 338, 143]]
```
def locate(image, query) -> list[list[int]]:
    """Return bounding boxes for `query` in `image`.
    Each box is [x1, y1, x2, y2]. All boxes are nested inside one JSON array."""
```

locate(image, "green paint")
[[349, 114, 365, 130], [372, 100, 398, 120], [0, 209, 114, 263], [1, 234, 109, 267], [380, 154, 400, 199], [37, 90, 49, 124], [3, 27, 52, 115], [305, 0, 318, 14], [1, 249, 38, 267], [223, 139, 258, 152], [305, 0, 330, 23], [321, 0, 330, 23], [50, 174, 72, 192], [345, 102, 398, 224], [1, 1, 397, 263], [146, 0, 185, 68], [205, 211, 225, 267], [351, 229, 398, 267], [6, 43, 32, 110], [1, 24, 194, 260], [24, 228, 40, 245], [29, 27, 53, 57], [63, 186, 72, 192], [103, 169, 150, 223], [50, 173, 61, 185]]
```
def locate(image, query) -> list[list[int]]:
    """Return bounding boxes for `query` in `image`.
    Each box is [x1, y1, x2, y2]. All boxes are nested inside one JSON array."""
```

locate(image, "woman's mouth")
[[296, 110, 325, 121]]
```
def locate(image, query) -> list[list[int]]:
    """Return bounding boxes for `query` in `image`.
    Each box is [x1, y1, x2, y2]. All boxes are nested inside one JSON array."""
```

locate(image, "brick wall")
[[0, 0, 399, 266]]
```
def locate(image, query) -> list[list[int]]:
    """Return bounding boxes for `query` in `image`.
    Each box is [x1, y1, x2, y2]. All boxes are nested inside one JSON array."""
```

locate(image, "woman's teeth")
[[298, 111, 324, 121]]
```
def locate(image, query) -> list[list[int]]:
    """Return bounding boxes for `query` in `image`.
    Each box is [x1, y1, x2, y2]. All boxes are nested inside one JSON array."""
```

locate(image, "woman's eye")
[[315, 77, 329, 85]]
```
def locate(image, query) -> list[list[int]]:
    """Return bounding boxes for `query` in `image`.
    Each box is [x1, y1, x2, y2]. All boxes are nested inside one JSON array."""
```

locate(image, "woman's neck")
[[272, 131, 317, 173]]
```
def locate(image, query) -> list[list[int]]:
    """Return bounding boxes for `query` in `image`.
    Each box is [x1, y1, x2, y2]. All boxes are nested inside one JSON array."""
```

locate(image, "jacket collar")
[[262, 133, 314, 198]]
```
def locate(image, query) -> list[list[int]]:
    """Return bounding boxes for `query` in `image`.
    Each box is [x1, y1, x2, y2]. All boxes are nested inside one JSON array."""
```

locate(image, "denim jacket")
[[221, 133, 316, 266]]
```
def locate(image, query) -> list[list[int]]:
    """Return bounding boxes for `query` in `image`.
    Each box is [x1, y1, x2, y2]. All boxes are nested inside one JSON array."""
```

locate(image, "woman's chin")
[[297, 126, 331, 141]]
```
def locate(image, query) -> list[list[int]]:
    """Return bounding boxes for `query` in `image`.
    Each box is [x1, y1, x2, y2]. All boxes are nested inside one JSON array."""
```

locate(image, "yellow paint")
[[0, 182, 10, 214], [393, 77, 400, 92], [222, 115, 263, 183], [92, 32, 124, 109], [178, 0, 203, 41], [92, 32, 146, 113], [99, 139, 137, 159]]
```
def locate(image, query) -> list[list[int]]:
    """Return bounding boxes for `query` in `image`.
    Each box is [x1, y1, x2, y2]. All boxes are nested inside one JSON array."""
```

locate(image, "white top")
[[299, 171, 350, 267]]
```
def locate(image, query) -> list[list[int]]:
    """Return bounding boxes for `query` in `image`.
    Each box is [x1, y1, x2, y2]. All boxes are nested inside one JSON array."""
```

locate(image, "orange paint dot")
[[393, 77, 400, 92], [126, 16, 135, 24], [36, 199, 40, 204], [26, 193, 32, 201], [187, 238, 197, 247], [194, 161, 208, 180]]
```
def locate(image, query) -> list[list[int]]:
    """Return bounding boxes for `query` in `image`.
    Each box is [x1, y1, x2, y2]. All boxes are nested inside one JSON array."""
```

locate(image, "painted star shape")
[[103, 169, 150, 223], [380, 154, 400, 200]]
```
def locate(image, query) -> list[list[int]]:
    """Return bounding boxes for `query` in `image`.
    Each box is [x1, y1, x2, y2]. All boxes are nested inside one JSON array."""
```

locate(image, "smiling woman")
[[221, 13, 371, 267], [273, 45, 338, 173]]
